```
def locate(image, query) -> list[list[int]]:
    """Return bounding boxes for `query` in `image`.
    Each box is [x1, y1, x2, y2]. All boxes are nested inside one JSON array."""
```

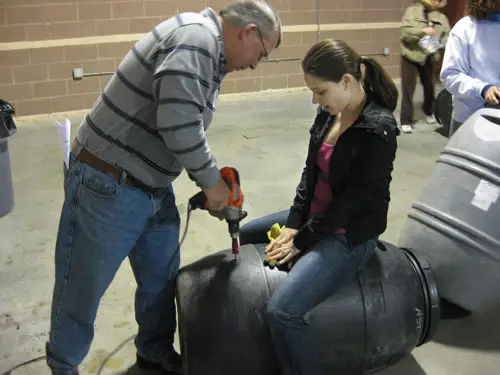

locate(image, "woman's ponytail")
[[362, 57, 399, 112]]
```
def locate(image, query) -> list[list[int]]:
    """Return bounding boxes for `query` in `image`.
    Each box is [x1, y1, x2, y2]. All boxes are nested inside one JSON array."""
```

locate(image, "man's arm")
[[293, 122, 398, 251], [153, 24, 220, 189]]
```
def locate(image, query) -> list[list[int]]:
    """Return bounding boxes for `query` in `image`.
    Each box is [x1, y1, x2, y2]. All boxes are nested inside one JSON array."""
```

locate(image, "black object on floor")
[[175, 241, 440, 375]]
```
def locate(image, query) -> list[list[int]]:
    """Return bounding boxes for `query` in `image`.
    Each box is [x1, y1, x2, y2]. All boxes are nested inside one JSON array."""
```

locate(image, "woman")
[[239, 39, 399, 375], [440, 0, 500, 137], [399, 0, 450, 133]]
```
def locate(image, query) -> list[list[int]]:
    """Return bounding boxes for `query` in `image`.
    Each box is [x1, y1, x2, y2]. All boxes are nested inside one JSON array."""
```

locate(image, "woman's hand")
[[266, 238, 301, 265], [265, 227, 298, 253], [485, 86, 500, 106]]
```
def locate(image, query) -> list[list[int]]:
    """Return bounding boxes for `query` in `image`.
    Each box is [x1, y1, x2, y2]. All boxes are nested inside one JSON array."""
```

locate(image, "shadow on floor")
[[432, 308, 500, 352]]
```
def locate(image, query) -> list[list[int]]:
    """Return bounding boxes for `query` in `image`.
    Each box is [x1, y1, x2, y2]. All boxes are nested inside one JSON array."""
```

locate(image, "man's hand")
[[423, 27, 436, 36], [485, 86, 500, 105], [202, 178, 230, 213]]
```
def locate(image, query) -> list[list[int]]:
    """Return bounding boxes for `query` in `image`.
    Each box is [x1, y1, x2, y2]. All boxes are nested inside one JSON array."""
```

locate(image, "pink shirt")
[[308, 142, 346, 234]]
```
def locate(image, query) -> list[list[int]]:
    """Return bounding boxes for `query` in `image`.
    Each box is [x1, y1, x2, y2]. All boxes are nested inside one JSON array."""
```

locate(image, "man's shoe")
[[136, 352, 183, 374]]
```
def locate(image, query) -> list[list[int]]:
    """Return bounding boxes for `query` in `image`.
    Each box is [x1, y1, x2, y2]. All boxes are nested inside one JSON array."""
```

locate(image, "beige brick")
[[26, 21, 95, 41], [82, 60, 116, 76], [290, 0, 315, 11], [302, 11, 319, 24], [366, 0, 408, 9], [3, 0, 22, 5], [6, 5, 78, 24], [97, 42, 134, 59], [33, 80, 67, 98], [280, 32, 303, 47], [29, 47, 65, 64], [51, 94, 87, 113], [145, 1, 176, 17], [335, 0, 362, 10], [176, 0, 206, 13], [220, 79, 235, 94], [0, 68, 13, 85], [112, 2, 145, 19], [234, 78, 262, 93], [13, 65, 48, 83], [0, 50, 30, 67], [67, 78, 100, 95], [0, 8, 7, 25], [129, 17, 163, 34], [0, 25, 25, 42], [0, 83, 33, 101], [16, 98, 53, 116], [99, 76, 112, 91], [278, 11, 303, 26], [95, 19, 130, 36], [269, 0, 290, 11], [320, 10, 352, 23], [262, 75, 288, 90], [64, 45, 98, 62], [287, 74, 306, 88], [78, 3, 111, 21], [49, 62, 82, 80], [85, 92, 100, 108], [350, 9, 403, 23]]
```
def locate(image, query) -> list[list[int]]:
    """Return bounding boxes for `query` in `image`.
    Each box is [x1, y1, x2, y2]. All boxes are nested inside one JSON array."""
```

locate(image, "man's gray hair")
[[219, 0, 282, 47]]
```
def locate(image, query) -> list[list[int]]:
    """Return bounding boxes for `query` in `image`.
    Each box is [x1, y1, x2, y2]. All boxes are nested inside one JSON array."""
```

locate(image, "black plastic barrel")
[[176, 241, 440, 375], [434, 88, 453, 136], [399, 108, 500, 313], [0, 100, 17, 218]]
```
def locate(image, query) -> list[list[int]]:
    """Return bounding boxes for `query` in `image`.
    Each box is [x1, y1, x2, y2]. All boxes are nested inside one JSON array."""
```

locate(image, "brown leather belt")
[[72, 141, 156, 193]]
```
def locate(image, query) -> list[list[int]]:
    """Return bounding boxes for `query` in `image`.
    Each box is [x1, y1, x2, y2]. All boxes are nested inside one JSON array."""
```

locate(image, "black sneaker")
[[136, 352, 183, 374]]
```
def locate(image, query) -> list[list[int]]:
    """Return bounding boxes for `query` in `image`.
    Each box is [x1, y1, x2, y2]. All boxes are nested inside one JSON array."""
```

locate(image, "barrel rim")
[[401, 247, 441, 346]]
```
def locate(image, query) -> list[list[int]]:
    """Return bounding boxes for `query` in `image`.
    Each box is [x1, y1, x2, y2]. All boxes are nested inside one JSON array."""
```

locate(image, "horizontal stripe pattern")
[[75, 8, 225, 188]]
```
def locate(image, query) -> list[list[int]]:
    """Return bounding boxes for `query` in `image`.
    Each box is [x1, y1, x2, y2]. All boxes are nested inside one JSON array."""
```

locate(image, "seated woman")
[[440, 0, 500, 137], [239, 39, 399, 375]]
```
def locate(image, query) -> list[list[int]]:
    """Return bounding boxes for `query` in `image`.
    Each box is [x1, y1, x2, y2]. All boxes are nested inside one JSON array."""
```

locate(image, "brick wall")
[[1, 0, 413, 117]]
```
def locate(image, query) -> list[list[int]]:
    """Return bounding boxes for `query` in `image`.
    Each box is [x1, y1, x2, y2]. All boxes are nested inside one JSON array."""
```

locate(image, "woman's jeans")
[[46, 153, 181, 374], [239, 210, 377, 375]]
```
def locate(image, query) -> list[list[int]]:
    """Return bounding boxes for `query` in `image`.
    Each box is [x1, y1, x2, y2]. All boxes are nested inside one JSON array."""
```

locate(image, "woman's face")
[[304, 73, 351, 116]]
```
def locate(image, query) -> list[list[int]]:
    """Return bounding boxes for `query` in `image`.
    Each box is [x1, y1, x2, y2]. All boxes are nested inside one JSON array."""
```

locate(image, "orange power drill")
[[188, 167, 248, 259]]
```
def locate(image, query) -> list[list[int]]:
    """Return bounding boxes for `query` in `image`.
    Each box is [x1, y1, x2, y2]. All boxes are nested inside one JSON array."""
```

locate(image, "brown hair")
[[302, 39, 399, 112], [468, 0, 497, 20]]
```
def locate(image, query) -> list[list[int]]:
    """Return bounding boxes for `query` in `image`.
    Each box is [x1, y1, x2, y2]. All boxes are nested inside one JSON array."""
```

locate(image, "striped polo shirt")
[[75, 8, 227, 189]]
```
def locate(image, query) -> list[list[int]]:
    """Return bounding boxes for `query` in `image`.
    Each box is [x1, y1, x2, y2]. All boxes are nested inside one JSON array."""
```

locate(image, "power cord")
[[1, 207, 195, 375]]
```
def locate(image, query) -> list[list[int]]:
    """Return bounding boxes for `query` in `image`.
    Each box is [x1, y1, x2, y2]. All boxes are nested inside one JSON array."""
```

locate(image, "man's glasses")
[[256, 27, 269, 60]]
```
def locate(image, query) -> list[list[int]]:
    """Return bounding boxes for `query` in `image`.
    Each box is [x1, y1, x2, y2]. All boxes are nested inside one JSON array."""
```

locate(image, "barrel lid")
[[401, 247, 441, 346]]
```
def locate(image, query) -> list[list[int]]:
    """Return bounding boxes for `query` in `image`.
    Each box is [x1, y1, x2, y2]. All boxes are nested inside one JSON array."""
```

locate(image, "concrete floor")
[[1, 87, 499, 375]]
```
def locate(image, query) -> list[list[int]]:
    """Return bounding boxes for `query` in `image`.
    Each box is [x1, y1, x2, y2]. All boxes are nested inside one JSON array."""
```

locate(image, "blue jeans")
[[240, 211, 376, 375], [46, 153, 181, 374]]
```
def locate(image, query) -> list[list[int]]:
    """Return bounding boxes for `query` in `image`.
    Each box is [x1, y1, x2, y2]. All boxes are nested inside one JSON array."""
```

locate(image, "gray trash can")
[[0, 100, 17, 218]]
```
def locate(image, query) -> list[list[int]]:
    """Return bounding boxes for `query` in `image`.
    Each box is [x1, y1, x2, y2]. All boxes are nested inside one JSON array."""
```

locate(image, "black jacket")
[[286, 95, 399, 251]]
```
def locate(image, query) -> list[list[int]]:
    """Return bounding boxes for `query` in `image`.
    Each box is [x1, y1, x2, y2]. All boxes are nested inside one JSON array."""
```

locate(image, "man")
[[46, 1, 282, 374], [399, 0, 450, 133]]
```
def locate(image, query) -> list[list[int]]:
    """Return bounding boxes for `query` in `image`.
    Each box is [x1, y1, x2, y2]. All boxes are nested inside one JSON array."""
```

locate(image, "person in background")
[[45, 1, 282, 374], [440, 0, 500, 137], [239, 39, 399, 375], [400, 0, 450, 133]]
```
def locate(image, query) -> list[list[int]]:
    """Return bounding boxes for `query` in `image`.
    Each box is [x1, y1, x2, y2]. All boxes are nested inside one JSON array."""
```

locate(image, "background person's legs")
[[419, 56, 437, 124], [400, 56, 419, 133]]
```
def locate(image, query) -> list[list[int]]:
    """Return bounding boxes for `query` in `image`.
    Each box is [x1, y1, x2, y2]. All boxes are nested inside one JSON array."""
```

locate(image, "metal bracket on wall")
[[71, 47, 390, 81]]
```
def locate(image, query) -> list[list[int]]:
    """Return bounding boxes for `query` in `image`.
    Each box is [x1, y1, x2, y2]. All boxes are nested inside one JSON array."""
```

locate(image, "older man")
[[46, 1, 282, 374]]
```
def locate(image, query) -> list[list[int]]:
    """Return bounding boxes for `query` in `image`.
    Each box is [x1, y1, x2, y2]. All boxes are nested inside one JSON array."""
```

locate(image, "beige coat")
[[400, 0, 450, 65]]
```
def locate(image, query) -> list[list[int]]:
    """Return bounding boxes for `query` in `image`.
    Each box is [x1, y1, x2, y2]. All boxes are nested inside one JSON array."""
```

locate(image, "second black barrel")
[[176, 241, 440, 375]]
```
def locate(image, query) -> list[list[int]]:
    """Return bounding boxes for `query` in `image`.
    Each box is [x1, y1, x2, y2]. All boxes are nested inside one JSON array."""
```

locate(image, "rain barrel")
[[175, 241, 440, 375], [398, 108, 500, 313]]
